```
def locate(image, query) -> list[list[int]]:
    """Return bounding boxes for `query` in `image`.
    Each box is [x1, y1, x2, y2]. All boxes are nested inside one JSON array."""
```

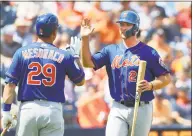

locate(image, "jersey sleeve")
[[149, 49, 170, 77], [66, 55, 85, 84], [91, 46, 109, 70], [5, 49, 22, 85]]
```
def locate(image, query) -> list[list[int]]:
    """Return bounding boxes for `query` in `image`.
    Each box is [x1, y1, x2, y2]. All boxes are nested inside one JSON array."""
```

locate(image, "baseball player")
[[80, 10, 171, 136], [1, 13, 85, 136]]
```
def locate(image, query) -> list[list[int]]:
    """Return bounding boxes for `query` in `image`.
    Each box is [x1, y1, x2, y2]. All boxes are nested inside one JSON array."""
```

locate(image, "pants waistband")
[[21, 99, 46, 103], [20, 99, 63, 110], [20, 99, 62, 104], [117, 100, 149, 107]]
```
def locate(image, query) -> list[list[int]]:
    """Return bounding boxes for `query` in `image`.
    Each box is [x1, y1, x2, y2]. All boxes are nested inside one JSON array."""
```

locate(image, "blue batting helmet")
[[36, 13, 59, 37], [117, 10, 140, 38]]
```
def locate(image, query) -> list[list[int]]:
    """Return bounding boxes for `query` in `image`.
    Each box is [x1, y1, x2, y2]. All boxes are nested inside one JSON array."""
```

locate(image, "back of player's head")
[[36, 13, 59, 37], [117, 10, 140, 37]]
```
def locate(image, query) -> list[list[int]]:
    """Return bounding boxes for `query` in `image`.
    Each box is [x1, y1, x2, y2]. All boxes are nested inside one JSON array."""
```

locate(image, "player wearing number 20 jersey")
[[5, 42, 84, 103], [81, 11, 171, 136]]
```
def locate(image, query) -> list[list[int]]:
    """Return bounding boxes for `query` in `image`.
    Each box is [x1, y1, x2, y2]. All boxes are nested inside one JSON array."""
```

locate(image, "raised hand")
[[80, 18, 94, 37], [70, 36, 81, 51], [65, 36, 81, 58]]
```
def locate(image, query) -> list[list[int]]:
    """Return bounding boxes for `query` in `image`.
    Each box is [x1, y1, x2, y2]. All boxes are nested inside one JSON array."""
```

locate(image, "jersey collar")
[[35, 42, 55, 47], [120, 41, 141, 52]]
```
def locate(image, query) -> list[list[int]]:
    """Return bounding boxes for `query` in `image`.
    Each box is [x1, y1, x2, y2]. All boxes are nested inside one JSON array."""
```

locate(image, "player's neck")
[[123, 36, 139, 48], [37, 37, 54, 44]]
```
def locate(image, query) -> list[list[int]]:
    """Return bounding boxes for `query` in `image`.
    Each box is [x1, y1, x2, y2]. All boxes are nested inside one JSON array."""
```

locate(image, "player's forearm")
[[75, 58, 84, 71], [81, 36, 95, 68], [151, 73, 171, 90], [3, 83, 16, 104], [74, 58, 85, 86]]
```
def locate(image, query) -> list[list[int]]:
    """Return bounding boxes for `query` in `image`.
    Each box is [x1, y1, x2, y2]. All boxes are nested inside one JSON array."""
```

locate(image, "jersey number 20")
[[27, 62, 56, 86]]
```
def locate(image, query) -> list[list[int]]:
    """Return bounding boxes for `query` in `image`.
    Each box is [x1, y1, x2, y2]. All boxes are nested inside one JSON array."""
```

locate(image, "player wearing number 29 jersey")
[[5, 42, 84, 103], [2, 13, 85, 136]]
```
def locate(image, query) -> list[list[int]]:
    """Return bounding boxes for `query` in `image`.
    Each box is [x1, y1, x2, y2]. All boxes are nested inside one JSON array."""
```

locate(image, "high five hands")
[[65, 36, 81, 58], [64, 19, 94, 58], [80, 18, 95, 37]]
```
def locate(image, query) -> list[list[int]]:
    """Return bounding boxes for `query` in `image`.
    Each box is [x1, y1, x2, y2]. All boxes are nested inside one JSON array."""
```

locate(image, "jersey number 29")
[[27, 62, 56, 86]]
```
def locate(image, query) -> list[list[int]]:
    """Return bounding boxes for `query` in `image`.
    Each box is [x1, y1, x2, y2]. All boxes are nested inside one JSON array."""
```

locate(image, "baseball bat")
[[1, 126, 9, 136], [131, 60, 147, 136], [1, 115, 17, 136]]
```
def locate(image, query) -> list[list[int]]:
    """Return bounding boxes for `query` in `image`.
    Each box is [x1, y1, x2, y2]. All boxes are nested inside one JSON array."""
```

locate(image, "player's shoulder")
[[55, 48, 74, 60], [14, 43, 35, 54], [140, 42, 159, 56], [140, 42, 153, 50], [109, 43, 120, 48], [19, 42, 39, 50], [103, 43, 119, 51]]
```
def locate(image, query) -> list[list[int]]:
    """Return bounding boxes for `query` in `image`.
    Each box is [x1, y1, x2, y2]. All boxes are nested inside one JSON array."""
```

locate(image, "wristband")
[[3, 103, 11, 111], [74, 54, 80, 58], [150, 82, 154, 90]]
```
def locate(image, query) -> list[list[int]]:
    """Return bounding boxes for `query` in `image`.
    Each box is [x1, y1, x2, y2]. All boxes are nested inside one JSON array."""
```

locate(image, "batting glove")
[[65, 36, 81, 58], [1, 111, 17, 131]]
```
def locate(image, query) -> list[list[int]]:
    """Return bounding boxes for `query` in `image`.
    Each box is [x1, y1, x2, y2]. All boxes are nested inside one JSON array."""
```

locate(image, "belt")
[[21, 99, 46, 103], [118, 100, 149, 107]]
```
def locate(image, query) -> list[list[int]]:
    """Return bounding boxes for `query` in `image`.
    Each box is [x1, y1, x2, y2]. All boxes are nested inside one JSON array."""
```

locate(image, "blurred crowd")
[[0, 1, 191, 129]]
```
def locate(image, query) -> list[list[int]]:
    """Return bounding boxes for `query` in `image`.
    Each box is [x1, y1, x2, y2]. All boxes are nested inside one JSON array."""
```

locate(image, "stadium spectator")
[[170, 50, 185, 73], [94, 11, 121, 49], [119, 1, 133, 12], [175, 71, 191, 93], [147, 1, 167, 19], [163, 83, 177, 103], [57, 32, 70, 50], [1, 25, 21, 58], [13, 18, 33, 46], [0, 1, 17, 28], [1, 25, 21, 78], [152, 92, 173, 126], [138, 2, 151, 31], [163, 16, 182, 43], [63, 78, 78, 126], [147, 29, 173, 63], [58, 2, 83, 36], [77, 84, 109, 128], [15, 2, 40, 33], [84, 2, 107, 25], [176, 5, 191, 29], [145, 16, 170, 43], [171, 87, 191, 126]]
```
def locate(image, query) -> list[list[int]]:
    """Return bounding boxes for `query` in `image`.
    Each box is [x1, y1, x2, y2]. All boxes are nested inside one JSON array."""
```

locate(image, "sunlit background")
[[0, 1, 191, 136]]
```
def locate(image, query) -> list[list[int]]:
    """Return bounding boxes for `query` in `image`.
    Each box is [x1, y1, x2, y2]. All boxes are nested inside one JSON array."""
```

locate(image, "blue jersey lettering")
[[5, 42, 85, 103]]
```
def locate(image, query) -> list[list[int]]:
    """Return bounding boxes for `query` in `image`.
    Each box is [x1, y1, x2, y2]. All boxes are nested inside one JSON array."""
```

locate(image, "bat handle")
[[0, 115, 17, 136], [1, 127, 9, 136], [135, 91, 141, 102]]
